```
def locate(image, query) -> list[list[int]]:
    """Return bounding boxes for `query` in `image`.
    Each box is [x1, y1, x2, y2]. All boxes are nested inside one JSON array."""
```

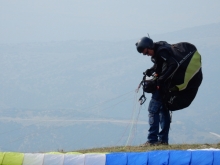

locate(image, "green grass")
[[72, 143, 220, 154]]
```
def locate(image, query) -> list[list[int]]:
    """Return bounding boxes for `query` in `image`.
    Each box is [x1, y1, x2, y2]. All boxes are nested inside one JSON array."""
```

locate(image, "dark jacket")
[[151, 41, 202, 91], [150, 41, 203, 110]]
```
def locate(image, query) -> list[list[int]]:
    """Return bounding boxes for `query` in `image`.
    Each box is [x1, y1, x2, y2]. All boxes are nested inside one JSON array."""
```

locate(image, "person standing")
[[135, 37, 202, 146]]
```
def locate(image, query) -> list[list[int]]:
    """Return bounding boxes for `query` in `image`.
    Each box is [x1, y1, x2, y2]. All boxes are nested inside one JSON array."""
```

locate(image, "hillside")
[[74, 143, 220, 153], [0, 22, 220, 152]]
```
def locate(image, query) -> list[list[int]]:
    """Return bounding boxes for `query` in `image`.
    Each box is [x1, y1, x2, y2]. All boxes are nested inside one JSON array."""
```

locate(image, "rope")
[[129, 105, 142, 146], [1, 90, 135, 148], [124, 91, 142, 147]]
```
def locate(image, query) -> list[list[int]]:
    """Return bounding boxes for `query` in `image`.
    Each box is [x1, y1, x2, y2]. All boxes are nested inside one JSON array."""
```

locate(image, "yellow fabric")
[[65, 152, 82, 154], [176, 51, 201, 91], [2, 152, 24, 165], [0, 152, 5, 164], [46, 152, 64, 154]]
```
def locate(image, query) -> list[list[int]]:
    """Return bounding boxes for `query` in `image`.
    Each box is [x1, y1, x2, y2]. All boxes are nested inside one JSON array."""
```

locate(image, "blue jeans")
[[147, 97, 170, 143]]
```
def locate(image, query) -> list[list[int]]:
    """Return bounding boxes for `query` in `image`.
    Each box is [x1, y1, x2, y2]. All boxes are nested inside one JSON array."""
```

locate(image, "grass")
[[73, 143, 220, 154]]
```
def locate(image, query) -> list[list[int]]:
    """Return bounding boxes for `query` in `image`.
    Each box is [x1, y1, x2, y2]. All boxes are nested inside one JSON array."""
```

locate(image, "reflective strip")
[[176, 51, 201, 91]]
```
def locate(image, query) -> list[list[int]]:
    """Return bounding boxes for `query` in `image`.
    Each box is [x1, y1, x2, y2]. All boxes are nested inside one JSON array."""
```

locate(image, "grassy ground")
[[73, 143, 220, 154]]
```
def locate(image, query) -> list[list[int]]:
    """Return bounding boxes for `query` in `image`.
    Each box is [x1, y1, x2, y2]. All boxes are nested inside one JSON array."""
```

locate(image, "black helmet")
[[135, 37, 153, 53]]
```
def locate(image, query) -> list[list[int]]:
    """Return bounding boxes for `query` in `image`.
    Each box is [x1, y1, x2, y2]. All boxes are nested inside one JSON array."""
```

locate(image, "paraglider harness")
[[136, 72, 157, 105], [137, 79, 146, 105], [136, 72, 173, 122]]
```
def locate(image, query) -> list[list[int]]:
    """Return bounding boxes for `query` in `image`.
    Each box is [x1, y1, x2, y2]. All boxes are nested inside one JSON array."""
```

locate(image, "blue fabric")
[[147, 98, 170, 143], [190, 151, 213, 165], [213, 151, 220, 165], [169, 150, 191, 165], [105, 150, 220, 165], [2, 150, 220, 165], [106, 153, 127, 165], [127, 152, 148, 165], [148, 150, 169, 165], [152, 90, 162, 101]]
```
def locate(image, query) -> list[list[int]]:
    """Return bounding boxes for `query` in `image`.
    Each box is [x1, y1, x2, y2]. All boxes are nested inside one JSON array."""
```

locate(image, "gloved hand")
[[143, 68, 154, 77]]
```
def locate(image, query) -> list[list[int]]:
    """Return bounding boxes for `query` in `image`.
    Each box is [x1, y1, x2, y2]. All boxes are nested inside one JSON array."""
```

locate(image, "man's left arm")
[[156, 50, 178, 88]]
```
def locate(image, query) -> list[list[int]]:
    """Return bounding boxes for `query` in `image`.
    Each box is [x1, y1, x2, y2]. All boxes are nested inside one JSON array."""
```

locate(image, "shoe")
[[156, 141, 168, 145], [139, 141, 157, 147]]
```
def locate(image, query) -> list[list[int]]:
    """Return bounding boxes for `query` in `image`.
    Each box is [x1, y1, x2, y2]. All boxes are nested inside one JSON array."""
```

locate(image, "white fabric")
[[200, 148, 220, 151], [23, 153, 44, 165], [43, 154, 64, 165], [63, 154, 85, 165], [84, 153, 106, 165], [188, 148, 220, 151]]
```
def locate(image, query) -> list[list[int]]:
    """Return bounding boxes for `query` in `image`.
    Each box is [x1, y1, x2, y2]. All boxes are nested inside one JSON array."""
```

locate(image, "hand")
[[143, 69, 154, 77]]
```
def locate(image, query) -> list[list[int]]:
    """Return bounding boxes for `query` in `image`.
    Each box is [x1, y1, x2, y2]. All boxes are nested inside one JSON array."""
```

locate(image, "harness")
[[136, 72, 157, 105], [136, 73, 147, 105]]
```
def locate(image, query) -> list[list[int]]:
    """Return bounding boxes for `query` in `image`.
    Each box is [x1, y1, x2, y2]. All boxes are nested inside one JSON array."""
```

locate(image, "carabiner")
[[139, 94, 146, 105]]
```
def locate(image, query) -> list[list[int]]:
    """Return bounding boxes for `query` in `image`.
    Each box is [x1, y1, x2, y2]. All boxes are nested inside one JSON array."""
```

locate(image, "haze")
[[1, 0, 220, 43]]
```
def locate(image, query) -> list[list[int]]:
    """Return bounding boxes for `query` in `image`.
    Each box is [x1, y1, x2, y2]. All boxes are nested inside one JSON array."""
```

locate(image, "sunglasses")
[[137, 47, 144, 53]]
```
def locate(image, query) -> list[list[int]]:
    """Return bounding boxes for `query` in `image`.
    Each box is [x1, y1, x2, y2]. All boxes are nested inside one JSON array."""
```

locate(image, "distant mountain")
[[0, 22, 220, 152], [152, 22, 220, 45], [0, 40, 146, 109]]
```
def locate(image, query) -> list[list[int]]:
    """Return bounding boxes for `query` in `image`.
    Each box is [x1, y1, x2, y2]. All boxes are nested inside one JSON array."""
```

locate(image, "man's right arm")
[[144, 64, 156, 77]]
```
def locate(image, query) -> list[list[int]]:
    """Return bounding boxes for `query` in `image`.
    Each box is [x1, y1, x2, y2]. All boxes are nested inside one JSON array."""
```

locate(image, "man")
[[135, 37, 202, 146]]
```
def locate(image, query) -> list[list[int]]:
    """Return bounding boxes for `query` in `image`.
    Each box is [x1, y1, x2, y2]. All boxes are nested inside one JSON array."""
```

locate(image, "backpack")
[[156, 42, 203, 111]]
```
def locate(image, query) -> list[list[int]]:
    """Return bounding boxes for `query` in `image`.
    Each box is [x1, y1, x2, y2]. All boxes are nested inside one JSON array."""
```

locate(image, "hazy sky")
[[1, 0, 220, 43]]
